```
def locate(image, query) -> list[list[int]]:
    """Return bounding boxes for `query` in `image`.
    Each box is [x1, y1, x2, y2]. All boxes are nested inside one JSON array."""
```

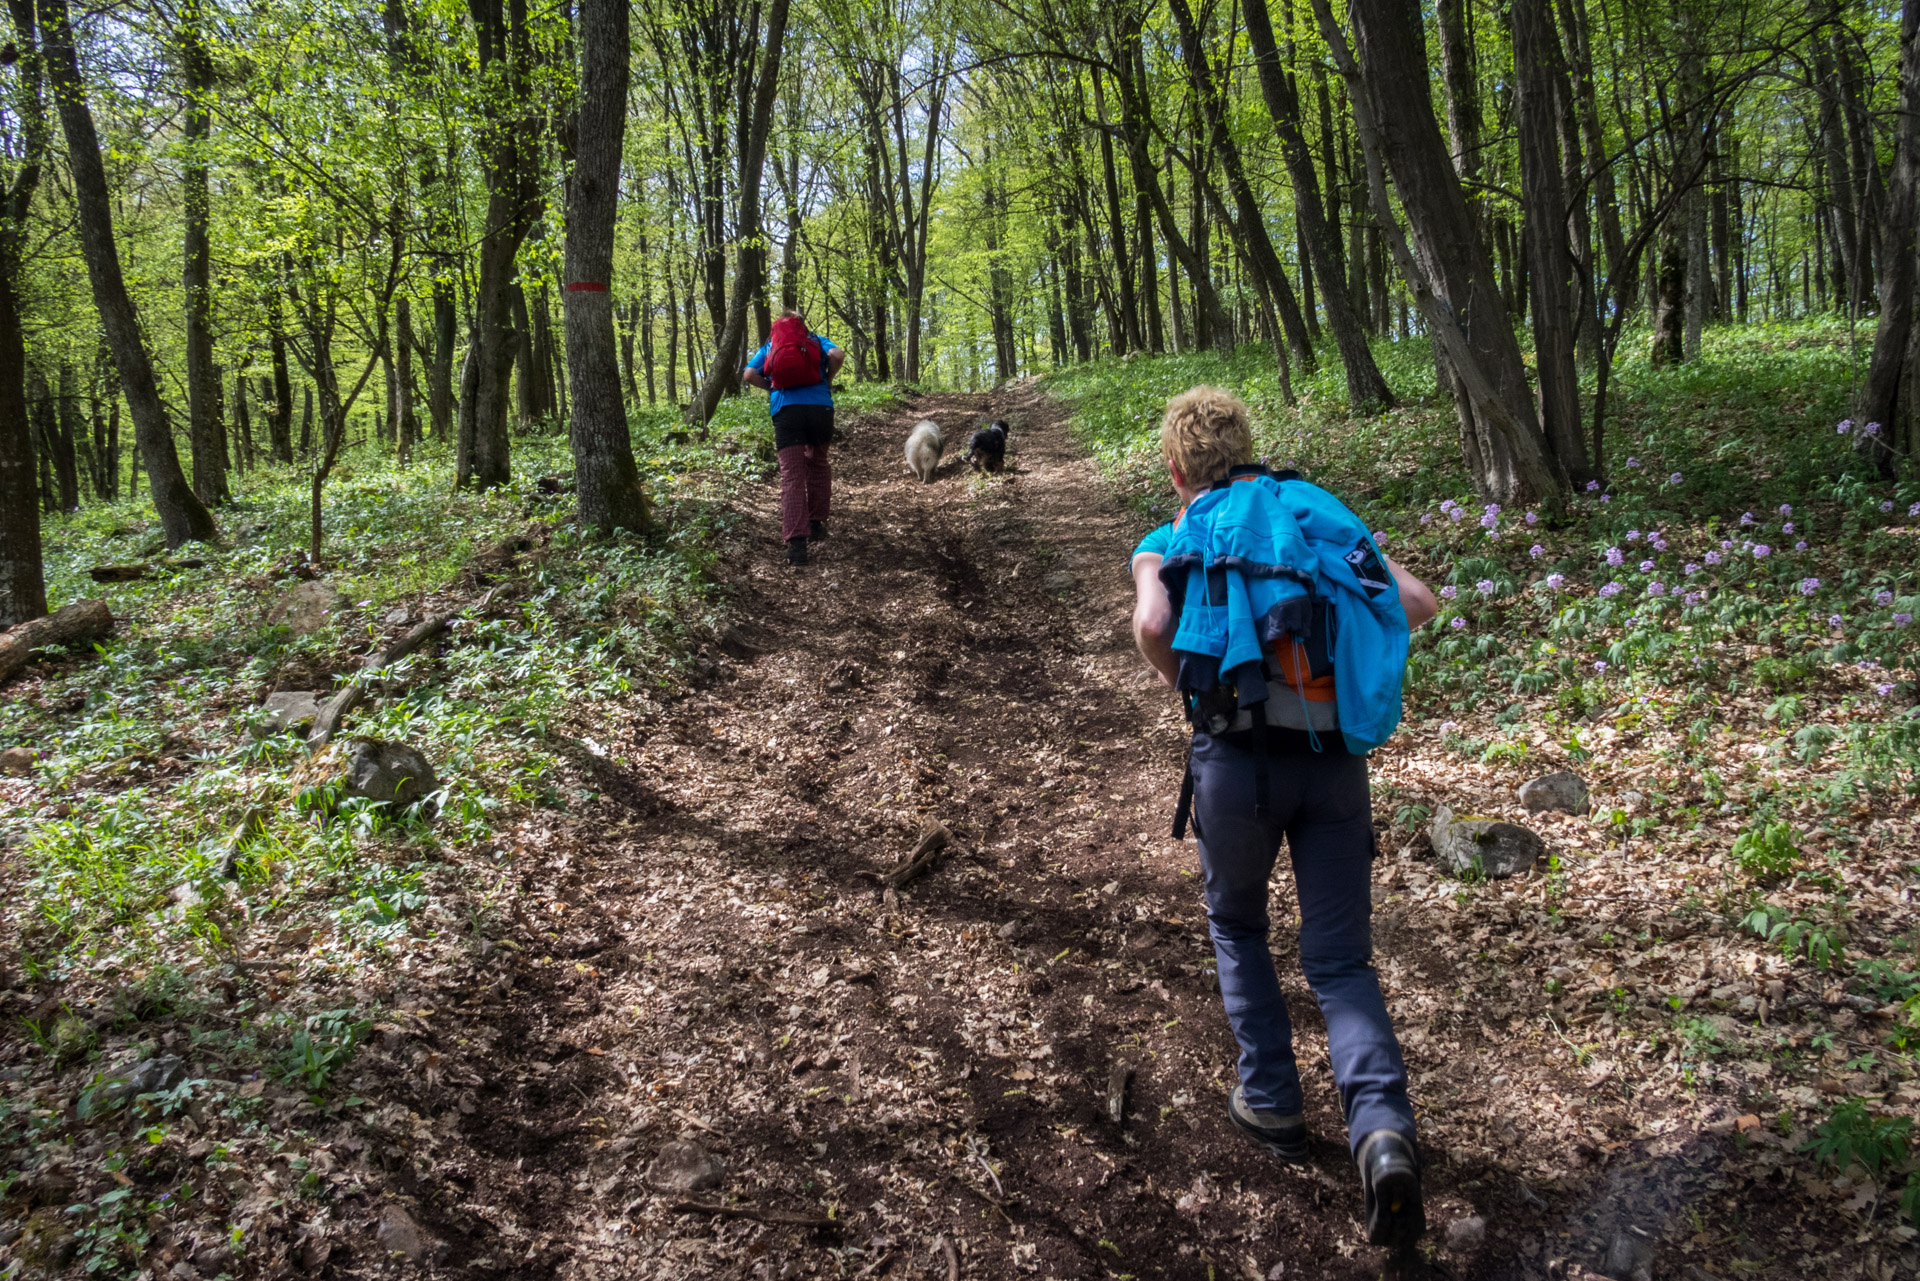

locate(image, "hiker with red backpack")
[[744, 311, 846, 565]]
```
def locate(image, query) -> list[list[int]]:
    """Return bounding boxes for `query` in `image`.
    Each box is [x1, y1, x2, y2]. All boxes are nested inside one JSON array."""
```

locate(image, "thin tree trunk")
[[179, 0, 225, 506], [0, 0, 48, 622], [1245, 0, 1391, 408], [1858, 0, 1920, 471], [1091, 71, 1139, 353], [42, 0, 215, 546], [688, 0, 789, 425], [1513, 0, 1588, 482], [1315, 0, 1564, 506], [566, 0, 650, 532]]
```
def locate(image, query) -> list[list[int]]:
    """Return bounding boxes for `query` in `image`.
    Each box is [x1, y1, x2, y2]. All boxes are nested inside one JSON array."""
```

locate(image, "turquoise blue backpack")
[[1160, 465, 1410, 835]]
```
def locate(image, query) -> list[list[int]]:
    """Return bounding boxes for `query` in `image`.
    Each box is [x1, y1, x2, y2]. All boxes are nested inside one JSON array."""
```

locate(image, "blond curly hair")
[[1160, 386, 1253, 489]]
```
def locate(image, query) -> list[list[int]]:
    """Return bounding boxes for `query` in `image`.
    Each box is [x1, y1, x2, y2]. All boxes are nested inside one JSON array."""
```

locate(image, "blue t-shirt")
[[747, 334, 839, 417], [1131, 520, 1174, 568]]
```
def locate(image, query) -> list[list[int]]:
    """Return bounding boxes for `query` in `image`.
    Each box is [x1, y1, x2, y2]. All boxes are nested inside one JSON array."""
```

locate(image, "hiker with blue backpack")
[[1128, 387, 1439, 1250], [743, 311, 846, 565]]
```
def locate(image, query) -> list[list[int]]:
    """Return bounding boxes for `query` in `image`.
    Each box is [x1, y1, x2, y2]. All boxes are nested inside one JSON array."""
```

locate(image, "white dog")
[[903, 419, 943, 483]]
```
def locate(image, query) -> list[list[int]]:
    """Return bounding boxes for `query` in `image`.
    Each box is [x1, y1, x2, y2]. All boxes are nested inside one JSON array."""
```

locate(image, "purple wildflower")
[[1600, 581, 1623, 598], [1838, 418, 1854, 434], [1800, 578, 1820, 596], [1639, 559, 1656, 573], [1705, 551, 1722, 565], [1627, 529, 1642, 542], [1684, 591, 1704, 606], [1782, 522, 1795, 534], [1881, 501, 1895, 514], [1450, 508, 1465, 522], [1626, 457, 1641, 468], [1476, 579, 1496, 596], [1878, 683, 1897, 697], [1685, 562, 1701, 575], [1753, 544, 1772, 559], [1594, 660, 1609, 672], [1526, 511, 1539, 525], [1530, 543, 1546, 559], [1670, 472, 1683, 485], [1440, 584, 1457, 599], [1741, 512, 1756, 527], [1829, 613, 1844, 628], [1896, 613, 1913, 627], [1606, 546, 1624, 567], [1450, 617, 1466, 630], [1372, 530, 1388, 545], [1546, 573, 1566, 590], [1779, 504, 1793, 516], [1647, 581, 1666, 597], [1421, 512, 1433, 525], [1795, 541, 1808, 551], [1586, 480, 1601, 492], [1481, 513, 1498, 529], [1867, 422, 1883, 436], [1875, 590, 1895, 607]]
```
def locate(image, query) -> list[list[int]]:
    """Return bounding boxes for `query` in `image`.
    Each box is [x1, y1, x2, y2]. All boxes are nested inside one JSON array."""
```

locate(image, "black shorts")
[[773, 403, 834, 451]]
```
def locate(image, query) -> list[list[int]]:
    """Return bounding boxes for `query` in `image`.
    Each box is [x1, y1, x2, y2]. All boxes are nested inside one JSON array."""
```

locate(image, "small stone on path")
[[0, 747, 36, 776], [1518, 771, 1588, 815], [317, 739, 440, 808], [1446, 1214, 1487, 1251], [374, 1203, 445, 1263], [647, 1139, 724, 1192], [261, 691, 321, 733], [1431, 805, 1545, 878]]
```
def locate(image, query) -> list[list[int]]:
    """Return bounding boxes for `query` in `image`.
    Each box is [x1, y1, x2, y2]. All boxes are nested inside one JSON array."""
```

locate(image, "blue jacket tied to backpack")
[[1160, 466, 1408, 755]]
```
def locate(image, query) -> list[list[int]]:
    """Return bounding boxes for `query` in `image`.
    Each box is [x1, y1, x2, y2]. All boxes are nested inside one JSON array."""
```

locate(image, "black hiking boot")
[[810, 519, 828, 541], [1356, 1129, 1426, 1250], [787, 537, 808, 565], [1227, 1085, 1309, 1162]]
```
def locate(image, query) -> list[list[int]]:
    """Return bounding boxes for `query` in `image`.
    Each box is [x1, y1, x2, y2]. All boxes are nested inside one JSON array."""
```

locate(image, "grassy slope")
[[1043, 320, 1920, 1226]]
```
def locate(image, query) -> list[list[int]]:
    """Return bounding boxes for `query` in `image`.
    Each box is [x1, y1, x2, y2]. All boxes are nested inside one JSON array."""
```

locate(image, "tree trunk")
[[1857, 0, 1920, 471], [42, 0, 215, 546], [0, 0, 48, 623], [511, 282, 537, 429], [179, 0, 226, 506], [1165, 0, 1313, 371], [1091, 71, 1139, 354], [1245, 0, 1391, 409], [265, 289, 295, 462], [461, 0, 539, 490], [1315, 0, 1563, 506], [1513, 0, 1588, 482], [688, 0, 789, 425], [566, 0, 650, 533], [394, 296, 417, 463]]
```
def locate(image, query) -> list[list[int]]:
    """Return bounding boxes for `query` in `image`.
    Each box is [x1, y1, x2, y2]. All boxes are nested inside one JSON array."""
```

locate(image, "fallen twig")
[[307, 588, 497, 749], [667, 1199, 833, 1228], [881, 821, 953, 890], [1106, 1062, 1132, 1125], [936, 1234, 960, 1281]]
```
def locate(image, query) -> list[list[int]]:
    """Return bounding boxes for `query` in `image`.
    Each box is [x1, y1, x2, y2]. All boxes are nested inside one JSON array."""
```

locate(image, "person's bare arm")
[[1386, 555, 1438, 628], [1132, 553, 1179, 687], [826, 347, 846, 378], [742, 365, 770, 391]]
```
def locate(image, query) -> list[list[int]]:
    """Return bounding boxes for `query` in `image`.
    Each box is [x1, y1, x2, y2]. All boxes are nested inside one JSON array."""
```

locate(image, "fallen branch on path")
[[307, 589, 497, 750], [879, 821, 953, 890], [0, 599, 113, 685], [1107, 1062, 1132, 1125], [666, 1199, 834, 1228], [935, 1234, 960, 1281]]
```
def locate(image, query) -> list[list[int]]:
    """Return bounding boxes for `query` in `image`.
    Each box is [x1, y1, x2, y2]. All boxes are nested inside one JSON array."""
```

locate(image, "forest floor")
[[305, 389, 1909, 1281], [4, 381, 1917, 1281]]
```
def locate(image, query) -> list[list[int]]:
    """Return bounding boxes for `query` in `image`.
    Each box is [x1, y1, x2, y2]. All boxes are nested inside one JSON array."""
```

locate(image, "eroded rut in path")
[[367, 389, 1673, 1280]]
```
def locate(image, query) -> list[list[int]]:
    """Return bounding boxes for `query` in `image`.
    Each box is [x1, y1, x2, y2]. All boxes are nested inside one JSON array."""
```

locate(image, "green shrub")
[[1732, 821, 1802, 884]]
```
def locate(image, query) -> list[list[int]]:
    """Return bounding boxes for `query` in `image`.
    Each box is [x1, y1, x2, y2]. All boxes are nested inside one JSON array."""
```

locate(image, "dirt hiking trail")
[[375, 389, 1770, 1281]]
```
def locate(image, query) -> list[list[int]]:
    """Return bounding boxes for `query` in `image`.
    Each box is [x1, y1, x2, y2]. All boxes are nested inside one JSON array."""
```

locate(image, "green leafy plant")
[[1732, 820, 1802, 884], [1801, 1098, 1912, 1177], [281, 1009, 371, 1093], [1742, 904, 1843, 969]]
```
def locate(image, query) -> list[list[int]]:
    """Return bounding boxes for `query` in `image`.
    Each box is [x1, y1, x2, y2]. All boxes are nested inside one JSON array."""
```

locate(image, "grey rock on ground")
[[0, 746, 36, 776], [1042, 570, 1077, 592], [1446, 1214, 1487, 1251], [260, 691, 321, 734], [1518, 771, 1589, 815], [647, 1139, 725, 1192], [375, 1204, 447, 1263], [266, 581, 344, 635], [101, 1054, 187, 1105], [383, 607, 410, 626], [330, 740, 439, 808], [1431, 805, 1546, 878], [1601, 1225, 1655, 1281]]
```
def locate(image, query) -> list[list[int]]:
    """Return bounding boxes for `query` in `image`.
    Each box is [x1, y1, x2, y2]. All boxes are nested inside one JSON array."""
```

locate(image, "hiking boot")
[[1227, 1085, 1308, 1162], [809, 519, 828, 541], [1356, 1129, 1425, 1250], [786, 537, 808, 565]]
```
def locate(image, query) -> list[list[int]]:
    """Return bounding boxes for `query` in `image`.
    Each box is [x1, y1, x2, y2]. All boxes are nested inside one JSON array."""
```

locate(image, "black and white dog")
[[966, 419, 1010, 474]]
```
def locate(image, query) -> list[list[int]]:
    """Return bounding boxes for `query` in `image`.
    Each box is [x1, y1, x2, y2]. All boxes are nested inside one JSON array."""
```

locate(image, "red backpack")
[[763, 316, 824, 390]]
